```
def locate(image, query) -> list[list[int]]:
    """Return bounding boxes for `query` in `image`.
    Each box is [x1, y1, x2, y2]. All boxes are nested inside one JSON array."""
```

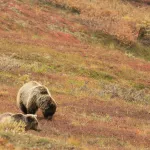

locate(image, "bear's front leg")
[[27, 107, 38, 114], [27, 97, 38, 114], [20, 103, 27, 114]]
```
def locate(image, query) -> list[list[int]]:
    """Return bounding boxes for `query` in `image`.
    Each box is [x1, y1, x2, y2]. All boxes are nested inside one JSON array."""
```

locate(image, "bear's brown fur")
[[0, 112, 40, 131], [17, 81, 57, 119]]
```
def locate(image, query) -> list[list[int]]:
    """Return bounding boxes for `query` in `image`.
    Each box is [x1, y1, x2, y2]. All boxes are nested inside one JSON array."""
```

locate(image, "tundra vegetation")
[[0, 0, 150, 149]]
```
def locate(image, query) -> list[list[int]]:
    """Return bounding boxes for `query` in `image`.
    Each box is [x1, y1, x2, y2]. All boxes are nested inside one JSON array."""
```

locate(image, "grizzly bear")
[[0, 112, 40, 131], [17, 81, 57, 119]]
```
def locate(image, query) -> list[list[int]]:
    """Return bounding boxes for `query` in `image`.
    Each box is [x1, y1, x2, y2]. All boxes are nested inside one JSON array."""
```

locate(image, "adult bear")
[[17, 81, 57, 119]]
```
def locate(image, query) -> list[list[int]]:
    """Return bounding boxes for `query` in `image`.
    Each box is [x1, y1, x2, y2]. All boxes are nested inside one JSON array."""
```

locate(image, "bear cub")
[[0, 112, 40, 131]]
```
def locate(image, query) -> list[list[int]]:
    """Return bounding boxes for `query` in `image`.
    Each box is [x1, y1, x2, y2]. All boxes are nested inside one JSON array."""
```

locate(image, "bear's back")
[[34, 85, 49, 95], [20, 81, 41, 93], [27, 85, 50, 105]]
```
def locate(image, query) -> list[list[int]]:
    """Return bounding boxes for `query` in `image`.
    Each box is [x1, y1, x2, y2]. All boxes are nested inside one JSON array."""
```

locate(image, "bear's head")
[[39, 96, 57, 119], [25, 114, 39, 131]]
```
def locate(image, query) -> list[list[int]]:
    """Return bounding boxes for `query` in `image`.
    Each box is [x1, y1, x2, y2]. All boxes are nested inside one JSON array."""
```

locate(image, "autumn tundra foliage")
[[0, 0, 150, 149]]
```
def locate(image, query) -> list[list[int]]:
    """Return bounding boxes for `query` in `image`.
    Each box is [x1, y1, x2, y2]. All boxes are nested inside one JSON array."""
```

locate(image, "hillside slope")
[[0, 0, 150, 149]]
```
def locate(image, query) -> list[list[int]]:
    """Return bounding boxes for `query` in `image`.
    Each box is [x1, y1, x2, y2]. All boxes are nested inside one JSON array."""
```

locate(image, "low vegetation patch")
[[0, 131, 74, 150]]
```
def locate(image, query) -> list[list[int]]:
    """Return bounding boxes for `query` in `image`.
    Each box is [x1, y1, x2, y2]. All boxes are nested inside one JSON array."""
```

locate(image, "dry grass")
[[0, 121, 25, 133], [0, 39, 150, 102], [51, 0, 150, 42], [0, 0, 149, 60], [0, 131, 75, 150], [0, 54, 22, 72]]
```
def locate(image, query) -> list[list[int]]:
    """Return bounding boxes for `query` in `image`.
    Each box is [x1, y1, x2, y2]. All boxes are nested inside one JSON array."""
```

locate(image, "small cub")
[[0, 112, 40, 131]]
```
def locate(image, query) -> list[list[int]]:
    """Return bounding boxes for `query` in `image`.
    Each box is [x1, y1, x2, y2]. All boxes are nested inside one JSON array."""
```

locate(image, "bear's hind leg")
[[20, 103, 27, 114]]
